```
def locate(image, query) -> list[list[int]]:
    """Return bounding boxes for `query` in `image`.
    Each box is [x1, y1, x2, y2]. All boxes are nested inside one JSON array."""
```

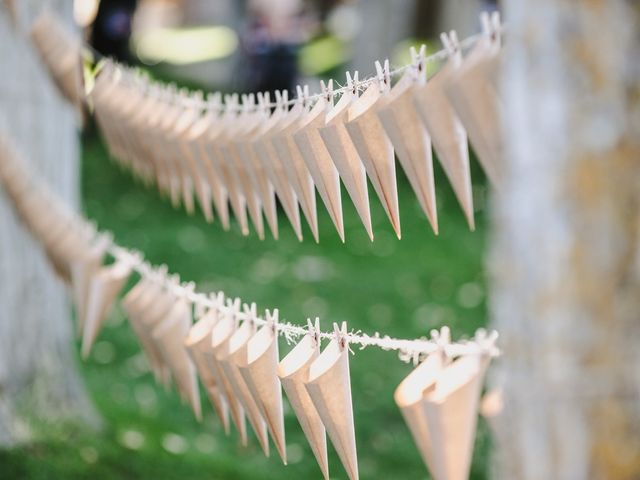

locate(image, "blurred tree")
[[0, 1, 98, 446], [491, 1, 640, 478]]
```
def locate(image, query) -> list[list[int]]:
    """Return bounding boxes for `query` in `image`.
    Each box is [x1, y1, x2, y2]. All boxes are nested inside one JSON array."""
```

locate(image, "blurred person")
[[239, 0, 312, 95], [90, 0, 138, 62]]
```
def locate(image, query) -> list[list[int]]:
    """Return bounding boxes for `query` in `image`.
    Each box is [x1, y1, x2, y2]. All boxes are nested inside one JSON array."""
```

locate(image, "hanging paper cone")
[[305, 325, 358, 480], [445, 37, 503, 189], [152, 298, 202, 420], [81, 260, 131, 359], [394, 352, 445, 476], [423, 355, 488, 480], [346, 82, 400, 238], [240, 315, 287, 463], [293, 97, 344, 241], [219, 319, 270, 456], [70, 233, 111, 336], [189, 112, 230, 229], [278, 332, 329, 479], [271, 103, 319, 242], [319, 91, 373, 240], [207, 312, 248, 445], [378, 71, 439, 234], [413, 38, 474, 230], [184, 309, 230, 433], [254, 114, 303, 241], [122, 280, 169, 384]]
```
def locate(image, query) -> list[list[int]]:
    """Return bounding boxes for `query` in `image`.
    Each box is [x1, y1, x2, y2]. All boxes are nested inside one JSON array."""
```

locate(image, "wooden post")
[[490, 1, 640, 478], [0, 0, 98, 445]]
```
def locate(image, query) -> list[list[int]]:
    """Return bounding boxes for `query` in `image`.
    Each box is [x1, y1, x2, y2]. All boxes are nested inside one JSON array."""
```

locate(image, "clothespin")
[[410, 45, 427, 82], [225, 297, 242, 327], [480, 11, 492, 38], [306, 317, 321, 345], [296, 84, 310, 109], [242, 302, 258, 331], [430, 326, 451, 361], [320, 79, 334, 105], [374, 60, 390, 92], [223, 93, 239, 116], [345, 71, 359, 97], [266, 308, 279, 334], [206, 91, 222, 113], [473, 328, 499, 358], [490, 11, 502, 46], [333, 321, 349, 350]]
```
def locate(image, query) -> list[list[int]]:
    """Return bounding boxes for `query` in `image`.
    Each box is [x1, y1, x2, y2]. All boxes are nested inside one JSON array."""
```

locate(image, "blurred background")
[[2, 0, 498, 478]]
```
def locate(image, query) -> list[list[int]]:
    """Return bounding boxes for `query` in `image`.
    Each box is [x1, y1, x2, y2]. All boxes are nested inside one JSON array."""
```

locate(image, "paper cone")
[[152, 299, 202, 420], [254, 116, 303, 241], [293, 97, 344, 241], [122, 280, 169, 384], [445, 39, 503, 189], [185, 309, 230, 433], [394, 352, 444, 475], [189, 113, 230, 229], [423, 355, 487, 480], [69, 234, 111, 335], [271, 103, 319, 242], [305, 334, 358, 480], [278, 334, 329, 479], [81, 261, 131, 359], [378, 71, 439, 234], [319, 91, 373, 240], [219, 320, 270, 456], [205, 120, 250, 236], [241, 321, 287, 463], [346, 83, 400, 238], [414, 50, 474, 230], [207, 313, 248, 445]]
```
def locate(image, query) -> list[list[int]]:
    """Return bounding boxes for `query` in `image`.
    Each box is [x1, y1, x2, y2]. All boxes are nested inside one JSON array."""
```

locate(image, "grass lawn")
[[1, 129, 492, 479]]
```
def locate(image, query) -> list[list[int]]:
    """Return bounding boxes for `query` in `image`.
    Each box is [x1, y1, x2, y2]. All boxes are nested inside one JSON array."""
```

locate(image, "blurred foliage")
[[0, 125, 492, 479]]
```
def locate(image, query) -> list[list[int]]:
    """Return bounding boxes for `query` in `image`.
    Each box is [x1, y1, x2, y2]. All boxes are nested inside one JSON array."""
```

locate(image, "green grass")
[[1, 129, 491, 479]]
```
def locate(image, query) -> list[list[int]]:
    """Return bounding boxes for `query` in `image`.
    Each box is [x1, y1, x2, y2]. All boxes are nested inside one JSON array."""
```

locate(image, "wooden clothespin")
[[265, 308, 279, 333], [345, 71, 359, 97], [320, 79, 334, 105], [374, 60, 390, 92], [410, 44, 427, 82], [296, 84, 310, 109], [307, 317, 321, 345]]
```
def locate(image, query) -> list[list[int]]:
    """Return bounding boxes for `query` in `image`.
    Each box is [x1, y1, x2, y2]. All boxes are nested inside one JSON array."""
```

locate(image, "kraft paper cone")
[[271, 103, 319, 242], [253, 111, 303, 241], [70, 234, 111, 336], [394, 352, 444, 476], [220, 319, 270, 456], [185, 309, 230, 433], [226, 111, 265, 239], [346, 82, 400, 238], [239, 109, 282, 240], [159, 103, 191, 210], [446, 38, 503, 189], [81, 261, 131, 359], [189, 113, 230, 229], [319, 91, 373, 240], [152, 299, 202, 420], [293, 97, 344, 241], [208, 312, 248, 444], [414, 44, 474, 230], [122, 280, 169, 384], [423, 355, 487, 480], [278, 332, 329, 479], [378, 71, 439, 234], [206, 115, 250, 236], [305, 327, 358, 480], [241, 315, 287, 463]]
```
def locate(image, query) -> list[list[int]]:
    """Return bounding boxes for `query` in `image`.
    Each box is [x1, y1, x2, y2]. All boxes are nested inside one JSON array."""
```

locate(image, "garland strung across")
[[31, 10, 504, 243], [0, 130, 497, 480]]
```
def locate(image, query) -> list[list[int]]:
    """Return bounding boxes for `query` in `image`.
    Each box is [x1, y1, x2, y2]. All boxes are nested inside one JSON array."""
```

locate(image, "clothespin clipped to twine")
[[440, 30, 461, 62], [490, 11, 502, 46], [374, 60, 390, 93], [333, 321, 352, 353], [307, 317, 321, 346], [240, 93, 255, 116], [223, 93, 239, 117], [345, 71, 359, 97], [226, 297, 242, 328], [474, 328, 500, 358], [410, 45, 427, 83], [265, 308, 279, 335], [320, 79, 334, 105], [242, 302, 259, 332], [296, 84, 310, 110], [430, 326, 451, 362], [206, 91, 222, 113]]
